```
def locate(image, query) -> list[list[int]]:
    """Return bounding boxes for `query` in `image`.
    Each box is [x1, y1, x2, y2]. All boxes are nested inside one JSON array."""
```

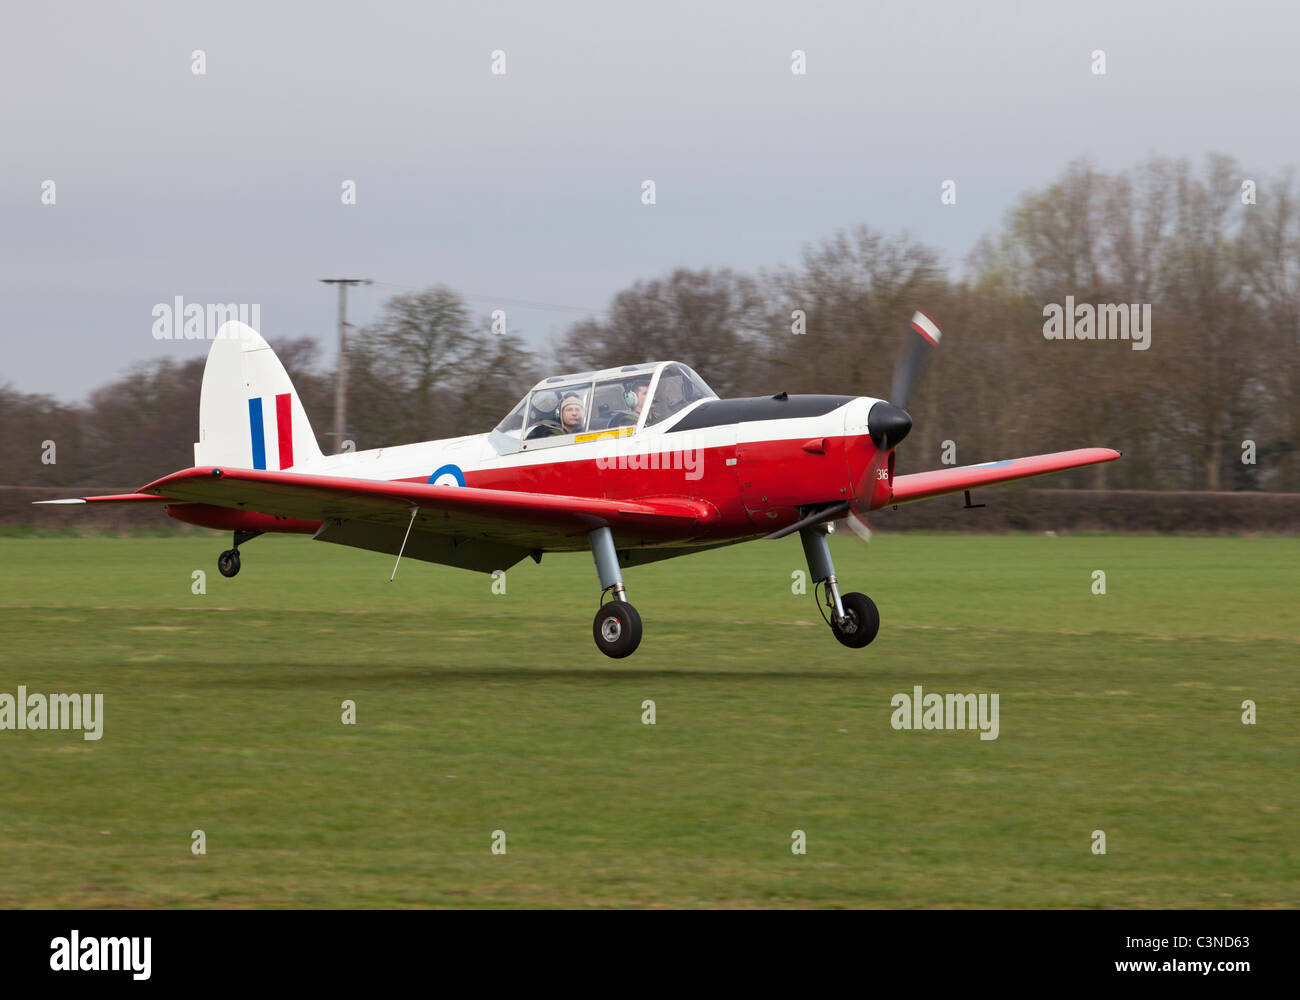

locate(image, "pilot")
[[631, 380, 650, 417], [608, 379, 650, 429], [560, 394, 586, 434]]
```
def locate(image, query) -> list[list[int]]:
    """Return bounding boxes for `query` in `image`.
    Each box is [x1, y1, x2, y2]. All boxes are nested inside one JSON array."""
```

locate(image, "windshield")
[[644, 364, 717, 426], [494, 363, 717, 440], [494, 395, 529, 437]]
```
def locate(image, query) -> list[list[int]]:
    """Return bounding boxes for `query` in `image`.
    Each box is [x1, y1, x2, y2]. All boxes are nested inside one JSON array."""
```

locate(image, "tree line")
[[3, 154, 1295, 493]]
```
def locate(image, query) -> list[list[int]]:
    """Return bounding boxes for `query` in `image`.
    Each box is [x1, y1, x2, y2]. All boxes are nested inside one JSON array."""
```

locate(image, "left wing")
[[887, 448, 1121, 506]]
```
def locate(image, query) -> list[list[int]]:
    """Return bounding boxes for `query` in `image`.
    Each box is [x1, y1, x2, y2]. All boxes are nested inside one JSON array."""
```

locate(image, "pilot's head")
[[561, 395, 585, 433], [631, 380, 650, 413]]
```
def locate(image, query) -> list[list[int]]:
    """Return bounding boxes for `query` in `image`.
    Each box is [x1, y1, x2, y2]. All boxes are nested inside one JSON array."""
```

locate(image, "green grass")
[[0, 533, 1296, 908]]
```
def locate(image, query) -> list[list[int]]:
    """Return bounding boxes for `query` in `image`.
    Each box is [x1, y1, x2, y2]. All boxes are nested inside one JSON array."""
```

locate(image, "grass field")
[[0, 532, 1296, 908]]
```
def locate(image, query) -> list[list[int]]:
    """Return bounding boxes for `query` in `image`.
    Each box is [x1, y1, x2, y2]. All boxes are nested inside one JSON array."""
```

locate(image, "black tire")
[[593, 601, 643, 658], [217, 549, 241, 578], [831, 592, 879, 648]]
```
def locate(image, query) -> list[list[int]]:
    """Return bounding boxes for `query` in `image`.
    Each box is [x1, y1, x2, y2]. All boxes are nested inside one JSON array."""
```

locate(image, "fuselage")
[[167, 393, 895, 553]]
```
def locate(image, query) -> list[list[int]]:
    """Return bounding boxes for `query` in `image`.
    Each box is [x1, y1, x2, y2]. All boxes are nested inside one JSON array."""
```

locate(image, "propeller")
[[834, 310, 942, 543], [891, 310, 942, 409], [764, 310, 941, 544]]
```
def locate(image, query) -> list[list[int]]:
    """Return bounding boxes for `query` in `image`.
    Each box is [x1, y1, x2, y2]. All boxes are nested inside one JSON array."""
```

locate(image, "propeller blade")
[[890, 311, 942, 409], [842, 509, 873, 544]]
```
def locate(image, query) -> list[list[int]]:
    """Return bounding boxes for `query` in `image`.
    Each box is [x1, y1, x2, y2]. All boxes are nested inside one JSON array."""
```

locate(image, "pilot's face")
[[562, 402, 584, 431], [634, 385, 649, 412]]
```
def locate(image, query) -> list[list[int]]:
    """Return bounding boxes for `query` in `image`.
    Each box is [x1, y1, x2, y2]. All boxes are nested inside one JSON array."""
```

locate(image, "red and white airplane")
[[42, 314, 1119, 658]]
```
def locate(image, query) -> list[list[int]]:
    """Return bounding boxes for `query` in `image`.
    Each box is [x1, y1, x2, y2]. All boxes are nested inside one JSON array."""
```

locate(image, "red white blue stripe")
[[248, 393, 294, 470]]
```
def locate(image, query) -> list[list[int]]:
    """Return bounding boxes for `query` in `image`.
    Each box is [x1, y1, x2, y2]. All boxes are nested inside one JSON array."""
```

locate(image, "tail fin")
[[195, 322, 324, 471]]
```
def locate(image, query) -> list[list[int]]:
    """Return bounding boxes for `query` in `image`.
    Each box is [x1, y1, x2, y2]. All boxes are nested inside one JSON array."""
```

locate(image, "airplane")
[[40, 313, 1120, 658]]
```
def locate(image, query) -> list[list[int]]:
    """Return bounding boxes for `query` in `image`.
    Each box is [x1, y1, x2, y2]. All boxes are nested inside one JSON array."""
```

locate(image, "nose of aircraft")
[[867, 401, 913, 450]]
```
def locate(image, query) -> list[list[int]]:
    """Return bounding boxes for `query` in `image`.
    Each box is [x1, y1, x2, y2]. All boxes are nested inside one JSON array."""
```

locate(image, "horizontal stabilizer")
[[34, 493, 173, 505]]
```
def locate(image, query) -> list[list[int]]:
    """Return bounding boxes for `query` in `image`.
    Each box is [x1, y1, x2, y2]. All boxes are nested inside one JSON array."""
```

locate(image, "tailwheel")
[[217, 549, 241, 578], [831, 591, 879, 648], [593, 601, 642, 659], [217, 529, 261, 579]]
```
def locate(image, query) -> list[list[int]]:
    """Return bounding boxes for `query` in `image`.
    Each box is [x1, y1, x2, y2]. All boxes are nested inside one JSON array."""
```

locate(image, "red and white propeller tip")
[[910, 310, 942, 346]]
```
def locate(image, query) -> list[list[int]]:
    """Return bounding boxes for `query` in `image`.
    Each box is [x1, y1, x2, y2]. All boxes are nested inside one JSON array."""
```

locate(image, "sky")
[[3, 0, 1298, 401]]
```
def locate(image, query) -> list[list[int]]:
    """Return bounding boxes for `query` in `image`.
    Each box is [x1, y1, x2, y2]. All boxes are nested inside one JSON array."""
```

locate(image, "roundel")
[[427, 464, 466, 487]]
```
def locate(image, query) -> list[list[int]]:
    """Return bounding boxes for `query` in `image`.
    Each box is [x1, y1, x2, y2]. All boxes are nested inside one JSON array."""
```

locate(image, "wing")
[[137, 466, 721, 572], [887, 448, 1121, 506]]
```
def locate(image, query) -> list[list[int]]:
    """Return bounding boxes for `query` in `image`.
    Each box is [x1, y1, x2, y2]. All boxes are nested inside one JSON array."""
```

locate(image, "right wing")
[[888, 448, 1121, 506]]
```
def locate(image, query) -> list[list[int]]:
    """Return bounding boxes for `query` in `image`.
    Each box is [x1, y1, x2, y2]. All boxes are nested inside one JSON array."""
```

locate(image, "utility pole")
[[319, 278, 372, 453]]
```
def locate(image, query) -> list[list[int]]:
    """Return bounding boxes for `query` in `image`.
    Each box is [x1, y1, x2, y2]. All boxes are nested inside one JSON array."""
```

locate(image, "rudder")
[[195, 322, 324, 470]]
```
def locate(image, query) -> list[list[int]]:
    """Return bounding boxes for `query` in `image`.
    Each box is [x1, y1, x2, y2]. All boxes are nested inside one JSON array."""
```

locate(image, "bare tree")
[[0, 385, 84, 487], [1239, 171, 1300, 490], [346, 286, 537, 446], [759, 226, 945, 399], [557, 268, 764, 396]]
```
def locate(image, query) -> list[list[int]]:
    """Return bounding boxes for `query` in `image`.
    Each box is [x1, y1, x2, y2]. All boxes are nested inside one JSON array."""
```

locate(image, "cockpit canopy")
[[493, 361, 717, 446]]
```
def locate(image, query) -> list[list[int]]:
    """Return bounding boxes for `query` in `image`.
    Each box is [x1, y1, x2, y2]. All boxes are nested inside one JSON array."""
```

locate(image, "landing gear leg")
[[588, 526, 642, 658], [800, 523, 879, 648], [218, 529, 263, 579]]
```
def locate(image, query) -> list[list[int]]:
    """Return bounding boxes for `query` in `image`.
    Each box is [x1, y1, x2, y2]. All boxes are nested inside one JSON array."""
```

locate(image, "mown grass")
[[0, 533, 1295, 908]]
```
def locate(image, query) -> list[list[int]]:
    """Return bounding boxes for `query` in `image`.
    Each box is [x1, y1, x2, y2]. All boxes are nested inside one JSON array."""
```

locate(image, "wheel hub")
[[601, 616, 622, 642]]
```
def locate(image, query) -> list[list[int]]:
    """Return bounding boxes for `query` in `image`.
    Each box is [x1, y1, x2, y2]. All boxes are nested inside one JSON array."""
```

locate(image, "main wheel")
[[593, 601, 642, 658], [831, 592, 879, 648], [217, 549, 241, 578]]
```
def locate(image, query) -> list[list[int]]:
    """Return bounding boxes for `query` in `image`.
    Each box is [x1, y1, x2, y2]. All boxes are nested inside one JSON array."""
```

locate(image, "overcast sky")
[[3, 0, 1297, 400]]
